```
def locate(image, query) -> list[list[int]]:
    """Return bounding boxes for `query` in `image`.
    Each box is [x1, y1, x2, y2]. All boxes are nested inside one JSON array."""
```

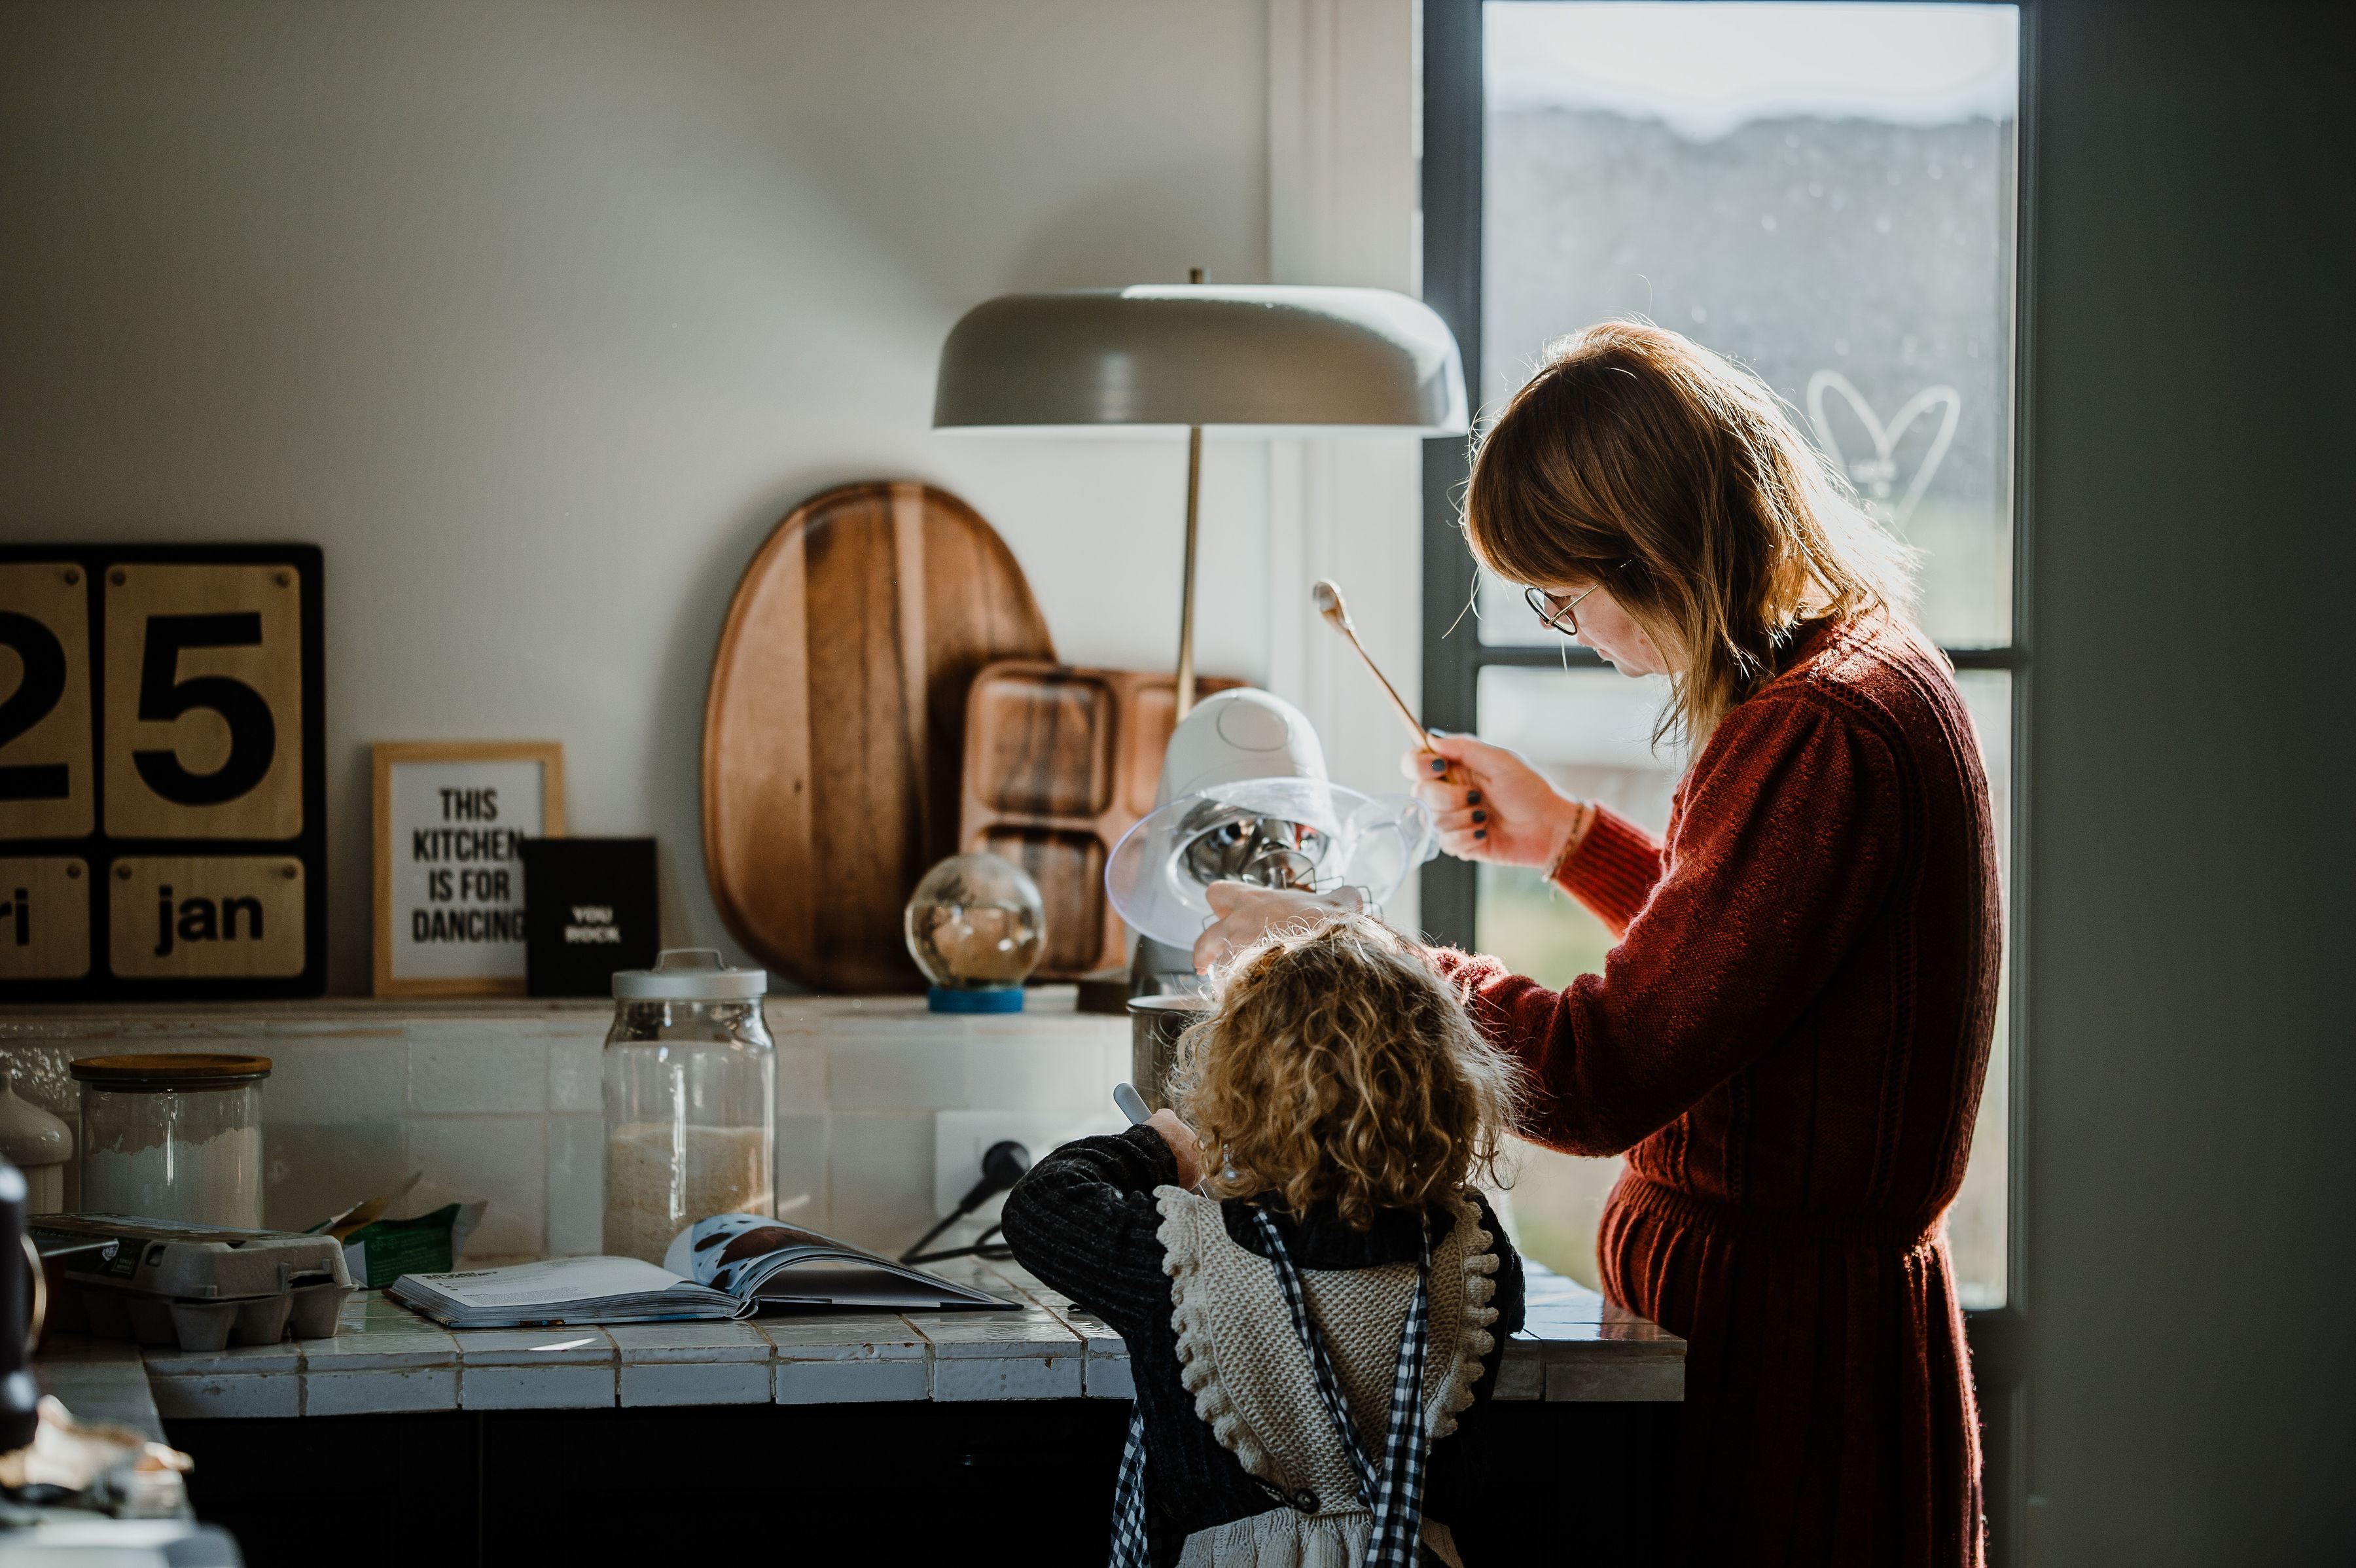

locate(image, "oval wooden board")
[[704, 482, 1054, 993]]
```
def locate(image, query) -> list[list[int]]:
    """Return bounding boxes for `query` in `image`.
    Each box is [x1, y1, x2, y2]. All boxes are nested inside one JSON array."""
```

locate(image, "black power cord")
[[899, 1139, 1031, 1265]]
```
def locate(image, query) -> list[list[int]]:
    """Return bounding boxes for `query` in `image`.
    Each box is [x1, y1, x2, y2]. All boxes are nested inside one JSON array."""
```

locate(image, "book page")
[[668, 1213, 900, 1291], [751, 1263, 1001, 1308], [407, 1255, 707, 1309], [664, 1213, 1007, 1308]]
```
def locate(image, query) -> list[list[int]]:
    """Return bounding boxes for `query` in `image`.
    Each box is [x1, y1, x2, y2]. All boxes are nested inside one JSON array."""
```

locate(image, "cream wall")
[[0, 0, 1429, 992]]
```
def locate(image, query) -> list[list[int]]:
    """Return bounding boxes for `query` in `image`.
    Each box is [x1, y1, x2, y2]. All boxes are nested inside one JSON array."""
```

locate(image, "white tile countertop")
[[34, 1260, 1681, 1423], [33, 1334, 168, 1443]]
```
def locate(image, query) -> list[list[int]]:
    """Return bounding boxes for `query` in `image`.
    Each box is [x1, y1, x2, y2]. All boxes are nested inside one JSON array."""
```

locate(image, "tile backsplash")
[[0, 989, 1128, 1264]]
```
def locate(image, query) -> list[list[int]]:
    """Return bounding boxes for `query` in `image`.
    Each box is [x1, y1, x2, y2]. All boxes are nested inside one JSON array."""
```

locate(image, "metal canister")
[[1, 1156, 38, 1451], [1126, 995, 1211, 1113]]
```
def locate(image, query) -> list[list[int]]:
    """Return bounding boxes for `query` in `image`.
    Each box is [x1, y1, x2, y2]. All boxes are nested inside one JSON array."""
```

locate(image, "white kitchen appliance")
[[1107, 688, 1435, 991]]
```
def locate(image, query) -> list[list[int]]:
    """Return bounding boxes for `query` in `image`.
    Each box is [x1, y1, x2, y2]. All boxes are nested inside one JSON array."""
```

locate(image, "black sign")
[[520, 838, 658, 997]]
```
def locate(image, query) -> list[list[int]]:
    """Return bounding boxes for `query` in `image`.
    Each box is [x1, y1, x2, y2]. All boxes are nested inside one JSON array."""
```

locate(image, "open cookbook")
[[386, 1213, 1008, 1328]]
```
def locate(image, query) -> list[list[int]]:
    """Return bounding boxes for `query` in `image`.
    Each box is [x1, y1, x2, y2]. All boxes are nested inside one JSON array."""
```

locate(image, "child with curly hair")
[[1001, 914, 1527, 1567]]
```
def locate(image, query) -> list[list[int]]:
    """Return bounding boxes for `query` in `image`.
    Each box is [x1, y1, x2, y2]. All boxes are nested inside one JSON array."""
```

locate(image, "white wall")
[[0, 0, 1429, 992]]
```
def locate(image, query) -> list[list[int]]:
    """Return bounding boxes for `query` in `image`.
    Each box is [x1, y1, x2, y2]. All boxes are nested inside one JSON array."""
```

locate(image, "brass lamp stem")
[[1175, 422, 1204, 718]]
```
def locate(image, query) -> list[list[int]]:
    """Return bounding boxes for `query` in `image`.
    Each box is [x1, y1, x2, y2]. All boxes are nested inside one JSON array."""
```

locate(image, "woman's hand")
[[1145, 1109, 1204, 1188], [1188, 880, 1363, 975], [1402, 734, 1585, 869]]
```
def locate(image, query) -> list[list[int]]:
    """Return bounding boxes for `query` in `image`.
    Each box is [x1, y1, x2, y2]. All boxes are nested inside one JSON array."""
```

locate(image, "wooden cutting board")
[[704, 482, 1054, 993]]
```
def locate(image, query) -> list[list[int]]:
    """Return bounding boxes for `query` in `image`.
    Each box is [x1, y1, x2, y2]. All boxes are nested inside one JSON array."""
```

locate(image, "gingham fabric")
[[1109, 1209, 1438, 1568], [1252, 1207, 1435, 1568], [1109, 1404, 1152, 1568]]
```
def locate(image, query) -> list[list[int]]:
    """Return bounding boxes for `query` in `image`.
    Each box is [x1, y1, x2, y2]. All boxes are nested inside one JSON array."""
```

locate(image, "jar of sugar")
[[601, 950, 774, 1264], [71, 1055, 270, 1228]]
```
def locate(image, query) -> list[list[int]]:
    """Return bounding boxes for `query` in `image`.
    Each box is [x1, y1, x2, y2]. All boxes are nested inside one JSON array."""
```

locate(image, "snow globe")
[[904, 852, 1046, 1012]]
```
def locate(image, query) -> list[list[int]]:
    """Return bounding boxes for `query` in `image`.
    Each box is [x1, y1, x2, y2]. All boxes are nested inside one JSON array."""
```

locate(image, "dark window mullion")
[[1419, 0, 1486, 948], [1460, 643, 1609, 669]]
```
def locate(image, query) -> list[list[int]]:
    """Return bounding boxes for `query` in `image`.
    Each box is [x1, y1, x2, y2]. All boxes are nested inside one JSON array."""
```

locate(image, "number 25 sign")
[[0, 546, 325, 999]]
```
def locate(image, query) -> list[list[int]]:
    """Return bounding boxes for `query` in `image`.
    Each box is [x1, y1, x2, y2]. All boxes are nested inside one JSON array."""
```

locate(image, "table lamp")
[[933, 274, 1467, 716]]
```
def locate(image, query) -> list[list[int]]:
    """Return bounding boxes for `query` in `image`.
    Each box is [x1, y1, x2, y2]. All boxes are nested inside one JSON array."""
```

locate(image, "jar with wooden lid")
[[71, 1055, 270, 1229], [602, 950, 774, 1264]]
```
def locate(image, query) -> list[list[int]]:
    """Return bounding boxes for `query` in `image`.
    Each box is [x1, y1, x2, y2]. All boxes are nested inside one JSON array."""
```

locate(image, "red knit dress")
[[1436, 616, 1997, 1567]]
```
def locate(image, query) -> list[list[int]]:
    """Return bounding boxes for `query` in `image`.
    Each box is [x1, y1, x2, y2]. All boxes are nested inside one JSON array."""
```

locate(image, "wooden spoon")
[[1311, 580, 1437, 754]]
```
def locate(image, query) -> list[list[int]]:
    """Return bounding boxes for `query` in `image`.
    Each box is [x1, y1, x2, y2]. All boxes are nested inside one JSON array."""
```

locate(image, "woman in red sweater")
[[1199, 321, 1998, 1566]]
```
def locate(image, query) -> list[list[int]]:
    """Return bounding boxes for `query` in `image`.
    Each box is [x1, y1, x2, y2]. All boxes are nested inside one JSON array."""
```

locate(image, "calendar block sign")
[[0, 545, 326, 999]]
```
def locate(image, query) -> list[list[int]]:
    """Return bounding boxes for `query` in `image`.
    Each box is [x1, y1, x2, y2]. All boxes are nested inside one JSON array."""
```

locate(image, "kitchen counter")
[[36, 1256, 1681, 1423], [36, 1262, 1683, 1564], [31, 1336, 166, 1445]]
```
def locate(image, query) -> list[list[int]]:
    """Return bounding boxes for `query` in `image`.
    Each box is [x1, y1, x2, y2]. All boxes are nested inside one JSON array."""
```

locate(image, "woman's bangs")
[[1466, 482, 1618, 592]]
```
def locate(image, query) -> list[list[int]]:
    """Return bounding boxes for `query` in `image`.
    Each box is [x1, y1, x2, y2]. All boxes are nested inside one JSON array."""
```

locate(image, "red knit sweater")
[[1436, 616, 1998, 1567]]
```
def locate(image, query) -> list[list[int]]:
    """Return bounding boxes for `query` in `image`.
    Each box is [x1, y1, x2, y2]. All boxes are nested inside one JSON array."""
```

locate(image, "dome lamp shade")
[[931, 283, 1466, 716], [933, 285, 1469, 433]]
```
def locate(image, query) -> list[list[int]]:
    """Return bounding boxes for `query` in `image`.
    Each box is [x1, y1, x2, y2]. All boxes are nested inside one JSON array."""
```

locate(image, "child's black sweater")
[[999, 1125, 1527, 1562]]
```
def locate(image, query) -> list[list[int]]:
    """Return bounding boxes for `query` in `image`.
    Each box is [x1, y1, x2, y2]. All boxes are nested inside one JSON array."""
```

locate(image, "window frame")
[[1418, 4, 2033, 1561]]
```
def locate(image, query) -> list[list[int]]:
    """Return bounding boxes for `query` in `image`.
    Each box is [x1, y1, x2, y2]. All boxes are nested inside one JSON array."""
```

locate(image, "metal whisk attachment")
[[1177, 804, 1330, 892]]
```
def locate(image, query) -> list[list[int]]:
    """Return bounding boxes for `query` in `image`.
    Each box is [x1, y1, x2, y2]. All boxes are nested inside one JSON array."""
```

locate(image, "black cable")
[[897, 1140, 1031, 1265], [901, 1223, 1014, 1266], [899, 1209, 966, 1264]]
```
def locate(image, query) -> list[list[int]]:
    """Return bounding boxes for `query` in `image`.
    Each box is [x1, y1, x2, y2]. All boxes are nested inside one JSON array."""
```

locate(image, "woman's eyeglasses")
[[1522, 561, 1629, 637], [1524, 581, 1605, 637]]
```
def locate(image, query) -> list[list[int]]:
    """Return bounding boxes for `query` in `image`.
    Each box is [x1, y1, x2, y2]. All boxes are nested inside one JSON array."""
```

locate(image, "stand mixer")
[[1109, 688, 1435, 994]]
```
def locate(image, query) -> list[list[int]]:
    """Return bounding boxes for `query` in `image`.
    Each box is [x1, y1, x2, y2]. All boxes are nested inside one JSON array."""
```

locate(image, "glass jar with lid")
[[71, 1055, 270, 1228], [602, 949, 774, 1264]]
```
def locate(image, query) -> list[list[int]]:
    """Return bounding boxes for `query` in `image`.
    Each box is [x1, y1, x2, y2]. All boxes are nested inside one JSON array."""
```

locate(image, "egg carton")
[[33, 1215, 355, 1353]]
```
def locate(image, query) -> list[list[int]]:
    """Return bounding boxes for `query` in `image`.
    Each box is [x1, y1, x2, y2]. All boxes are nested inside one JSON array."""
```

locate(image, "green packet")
[[339, 1202, 486, 1289]]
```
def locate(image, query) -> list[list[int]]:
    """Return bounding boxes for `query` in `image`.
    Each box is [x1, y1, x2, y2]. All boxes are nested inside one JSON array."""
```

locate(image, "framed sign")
[[372, 741, 565, 997], [0, 544, 326, 1001]]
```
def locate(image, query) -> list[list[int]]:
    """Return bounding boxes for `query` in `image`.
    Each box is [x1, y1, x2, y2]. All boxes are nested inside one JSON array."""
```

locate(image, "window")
[[1421, 2, 2020, 1308]]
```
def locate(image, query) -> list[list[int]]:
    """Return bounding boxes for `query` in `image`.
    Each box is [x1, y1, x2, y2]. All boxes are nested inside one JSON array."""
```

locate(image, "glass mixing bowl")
[[1104, 777, 1435, 950]]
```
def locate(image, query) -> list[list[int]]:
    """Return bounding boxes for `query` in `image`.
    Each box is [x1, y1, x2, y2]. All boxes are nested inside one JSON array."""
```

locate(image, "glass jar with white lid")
[[601, 949, 774, 1264]]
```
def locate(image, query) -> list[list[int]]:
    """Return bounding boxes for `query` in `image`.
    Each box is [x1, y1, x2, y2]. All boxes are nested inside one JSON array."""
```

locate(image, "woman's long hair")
[[1465, 321, 1919, 746], [1174, 914, 1521, 1230]]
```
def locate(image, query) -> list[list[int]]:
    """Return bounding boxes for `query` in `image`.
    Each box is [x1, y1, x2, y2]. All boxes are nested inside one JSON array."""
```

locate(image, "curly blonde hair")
[[1172, 915, 1521, 1230]]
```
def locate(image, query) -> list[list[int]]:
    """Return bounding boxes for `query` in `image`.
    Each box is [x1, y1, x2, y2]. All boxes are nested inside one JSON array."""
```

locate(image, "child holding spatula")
[[1001, 914, 1526, 1567]]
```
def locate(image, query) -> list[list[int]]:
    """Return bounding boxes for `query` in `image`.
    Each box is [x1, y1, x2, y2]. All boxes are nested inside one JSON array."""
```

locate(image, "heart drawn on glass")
[[1805, 370, 1961, 527]]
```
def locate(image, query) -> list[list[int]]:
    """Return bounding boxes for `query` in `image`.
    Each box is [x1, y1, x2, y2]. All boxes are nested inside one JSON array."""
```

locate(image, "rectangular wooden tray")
[[957, 662, 1239, 979]]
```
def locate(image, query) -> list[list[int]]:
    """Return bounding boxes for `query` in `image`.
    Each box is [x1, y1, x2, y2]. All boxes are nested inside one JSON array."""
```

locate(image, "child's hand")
[[1192, 880, 1363, 974], [1146, 1109, 1205, 1189]]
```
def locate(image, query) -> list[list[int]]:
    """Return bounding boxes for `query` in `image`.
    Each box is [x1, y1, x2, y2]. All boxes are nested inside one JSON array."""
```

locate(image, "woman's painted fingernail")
[[1467, 791, 1482, 806], [1430, 758, 1446, 773], [1473, 829, 1486, 840], [1472, 811, 1487, 824]]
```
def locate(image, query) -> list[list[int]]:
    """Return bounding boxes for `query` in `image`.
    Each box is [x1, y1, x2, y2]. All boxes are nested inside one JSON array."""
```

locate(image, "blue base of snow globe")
[[929, 986, 1024, 1014]]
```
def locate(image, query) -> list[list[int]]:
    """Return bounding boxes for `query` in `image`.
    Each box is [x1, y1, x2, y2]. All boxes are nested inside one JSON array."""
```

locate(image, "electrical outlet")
[[933, 1110, 1124, 1218]]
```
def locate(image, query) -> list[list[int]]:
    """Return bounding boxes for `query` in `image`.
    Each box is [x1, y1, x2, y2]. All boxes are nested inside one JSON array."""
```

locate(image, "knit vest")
[[1154, 1188, 1502, 1568]]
